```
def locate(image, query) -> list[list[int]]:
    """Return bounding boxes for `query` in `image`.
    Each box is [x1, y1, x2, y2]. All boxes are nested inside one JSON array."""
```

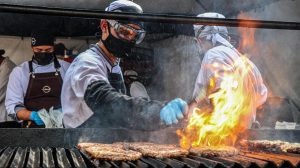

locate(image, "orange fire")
[[178, 56, 257, 148], [177, 14, 260, 149]]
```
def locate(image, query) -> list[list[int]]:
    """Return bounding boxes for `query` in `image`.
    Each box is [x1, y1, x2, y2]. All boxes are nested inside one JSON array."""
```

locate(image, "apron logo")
[[42, 85, 51, 93]]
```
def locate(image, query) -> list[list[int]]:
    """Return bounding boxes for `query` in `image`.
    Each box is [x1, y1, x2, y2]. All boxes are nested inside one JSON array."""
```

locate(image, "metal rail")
[[0, 4, 300, 30]]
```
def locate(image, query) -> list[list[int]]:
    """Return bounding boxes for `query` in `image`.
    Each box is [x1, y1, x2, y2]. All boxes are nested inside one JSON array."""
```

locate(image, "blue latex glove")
[[160, 98, 188, 125], [30, 111, 44, 125]]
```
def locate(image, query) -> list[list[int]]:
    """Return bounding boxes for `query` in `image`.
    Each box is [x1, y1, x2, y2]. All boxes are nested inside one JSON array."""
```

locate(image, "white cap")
[[124, 70, 138, 80], [105, 0, 143, 13], [194, 12, 233, 48], [194, 12, 228, 39], [124, 70, 138, 76]]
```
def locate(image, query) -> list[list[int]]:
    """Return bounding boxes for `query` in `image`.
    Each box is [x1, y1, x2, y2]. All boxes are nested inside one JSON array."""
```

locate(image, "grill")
[[0, 128, 299, 168], [0, 147, 299, 168]]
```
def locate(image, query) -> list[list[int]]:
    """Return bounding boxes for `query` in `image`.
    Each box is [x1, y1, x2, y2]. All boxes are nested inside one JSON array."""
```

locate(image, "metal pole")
[[0, 4, 300, 30]]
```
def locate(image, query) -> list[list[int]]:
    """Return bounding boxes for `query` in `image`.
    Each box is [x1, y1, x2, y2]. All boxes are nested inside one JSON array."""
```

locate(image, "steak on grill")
[[239, 139, 300, 154], [239, 140, 285, 150], [116, 142, 188, 158], [77, 143, 142, 161], [77, 142, 123, 150], [190, 146, 239, 157], [84, 146, 142, 161]]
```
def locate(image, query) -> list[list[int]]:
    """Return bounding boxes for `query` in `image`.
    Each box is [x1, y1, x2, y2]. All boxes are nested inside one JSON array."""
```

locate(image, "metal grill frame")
[[1, 128, 300, 148], [0, 147, 299, 168]]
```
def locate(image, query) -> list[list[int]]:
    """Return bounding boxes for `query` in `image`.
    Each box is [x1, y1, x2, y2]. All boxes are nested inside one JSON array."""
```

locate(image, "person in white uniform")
[[0, 50, 18, 127], [191, 12, 268, 127], [5, 30, 70, 128], [61, 0, 188, 129], [124, 70, 150, 100]]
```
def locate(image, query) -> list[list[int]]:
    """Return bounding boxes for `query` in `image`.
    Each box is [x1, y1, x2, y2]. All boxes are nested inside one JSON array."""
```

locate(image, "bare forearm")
[[16, 109, 32, 120]]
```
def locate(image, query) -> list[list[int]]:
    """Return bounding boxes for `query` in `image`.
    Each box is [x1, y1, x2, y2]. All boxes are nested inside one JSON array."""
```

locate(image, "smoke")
[[148, 35, 200, 102], [235, 0, 300, 126]]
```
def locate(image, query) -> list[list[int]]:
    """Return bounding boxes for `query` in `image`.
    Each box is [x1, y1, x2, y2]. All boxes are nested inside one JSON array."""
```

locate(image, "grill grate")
[[0, 147, 299, 168]]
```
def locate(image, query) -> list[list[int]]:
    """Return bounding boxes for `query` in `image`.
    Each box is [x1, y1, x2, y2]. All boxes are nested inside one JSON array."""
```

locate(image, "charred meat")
[[77, 143, 142, 161], [116, 142, 188, 158], [84, 146, 142, 161], [239, 139, 300, 154], [190, 146, 239, 157]]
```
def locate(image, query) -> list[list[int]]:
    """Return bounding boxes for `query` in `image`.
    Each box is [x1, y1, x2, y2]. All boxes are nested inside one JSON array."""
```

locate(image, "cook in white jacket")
[[5, 30, 70, 128], [192, 13, 268, 127]]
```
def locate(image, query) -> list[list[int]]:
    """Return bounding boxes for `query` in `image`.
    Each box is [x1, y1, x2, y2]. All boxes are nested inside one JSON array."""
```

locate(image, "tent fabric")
[[0, 0, 278, 37], [0, 0, 279, 16]]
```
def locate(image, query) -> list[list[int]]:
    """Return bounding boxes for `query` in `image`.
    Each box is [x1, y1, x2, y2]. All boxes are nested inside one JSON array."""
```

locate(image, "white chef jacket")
[[0, 57, 16, 122], [5, 59, 70, 120], [61, 44, 123, 128], [129, 81, 150, 100], [193, 45, 268, 123]]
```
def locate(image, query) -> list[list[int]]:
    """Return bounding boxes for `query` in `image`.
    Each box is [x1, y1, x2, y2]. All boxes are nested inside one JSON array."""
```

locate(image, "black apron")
[[23, 58, 62, 128], [92, 45, 126, 94], [107, 67, 126, 94]]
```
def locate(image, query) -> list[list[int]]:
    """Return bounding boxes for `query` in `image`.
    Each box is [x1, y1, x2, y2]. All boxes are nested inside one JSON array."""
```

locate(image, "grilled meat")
[[84, 146, 142, 161], [190, 146, 239, 157], [78, 143, 142, 161], [239, 140, 300, 154], [239, 140, 286, 150], [115, 142, 188, 158], [77, 143, 123, 150]]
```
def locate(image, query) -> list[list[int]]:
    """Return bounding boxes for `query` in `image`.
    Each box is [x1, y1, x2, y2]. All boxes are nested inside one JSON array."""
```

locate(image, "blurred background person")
[[0, 49, 18, 128], [124, 70, 150, 100]]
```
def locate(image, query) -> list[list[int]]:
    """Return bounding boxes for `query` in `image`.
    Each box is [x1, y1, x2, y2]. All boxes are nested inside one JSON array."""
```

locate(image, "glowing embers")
[[177, 55, 257, 148]]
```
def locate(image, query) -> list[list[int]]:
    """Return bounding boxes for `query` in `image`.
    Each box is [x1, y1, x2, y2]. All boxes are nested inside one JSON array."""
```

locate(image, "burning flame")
[[177, 13, 264, 149], [178, 56, 256, 148], [237, 13, 257, 52], [177, 13, 261, 148]]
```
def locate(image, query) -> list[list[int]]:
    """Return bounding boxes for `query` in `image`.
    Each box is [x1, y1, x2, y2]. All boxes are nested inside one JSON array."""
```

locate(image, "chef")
[[192, 12, 268, 126], [61, 0, 188, 129], [0, 49, 18, 127], [5, 30, 70, 128], [124, 70, 150, 100]]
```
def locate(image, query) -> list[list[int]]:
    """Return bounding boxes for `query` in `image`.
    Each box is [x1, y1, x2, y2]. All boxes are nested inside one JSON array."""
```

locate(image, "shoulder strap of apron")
[[53, 56, 61, 76], [53, 55, 61, 69], [28, 60, 35, 78]]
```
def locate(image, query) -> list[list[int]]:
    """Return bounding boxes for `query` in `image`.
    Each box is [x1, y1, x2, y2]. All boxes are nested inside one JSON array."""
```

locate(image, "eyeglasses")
[[107, 20, 146, 44]]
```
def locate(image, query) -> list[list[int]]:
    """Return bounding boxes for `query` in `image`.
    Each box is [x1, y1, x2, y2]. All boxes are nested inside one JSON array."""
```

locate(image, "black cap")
[[31, 29, 54, 47]]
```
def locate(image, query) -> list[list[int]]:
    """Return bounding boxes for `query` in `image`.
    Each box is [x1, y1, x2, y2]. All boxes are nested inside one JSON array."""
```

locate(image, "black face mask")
[[101, 28, 135, 58], [33, 52, 54, 65]]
